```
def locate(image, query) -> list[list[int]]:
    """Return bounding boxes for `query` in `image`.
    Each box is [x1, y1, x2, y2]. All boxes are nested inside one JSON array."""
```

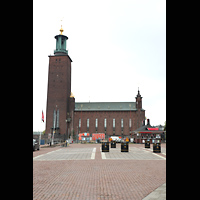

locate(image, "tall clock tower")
[[46, 26, 73, 139]]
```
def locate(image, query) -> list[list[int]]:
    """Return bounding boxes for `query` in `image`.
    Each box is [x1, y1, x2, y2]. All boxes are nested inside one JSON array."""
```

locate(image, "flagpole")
[[41, 110, 44, 146], [40, 111, 42, 146], [40, 122, 41, 146]]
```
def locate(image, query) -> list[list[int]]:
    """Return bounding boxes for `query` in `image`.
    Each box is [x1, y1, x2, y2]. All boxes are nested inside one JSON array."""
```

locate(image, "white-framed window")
[[87, 119, 89, 128], [53, 109, 56, 128], [113, 119, 115, 128], [129, 119, 132, 128], [121, 118, 123, 128], [95, 118, 98, 128], [79, 118, 81, 128], [56, 109, 59, 128], [104, 118, 107, 128]]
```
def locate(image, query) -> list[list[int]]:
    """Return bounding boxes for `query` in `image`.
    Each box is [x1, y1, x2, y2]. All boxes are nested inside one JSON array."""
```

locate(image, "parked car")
[[33, 139, 40, 151]]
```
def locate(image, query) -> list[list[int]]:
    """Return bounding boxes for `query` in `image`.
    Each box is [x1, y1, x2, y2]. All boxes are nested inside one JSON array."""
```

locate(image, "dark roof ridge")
[[75, 101, 135, 103], [134, 124, 152, 131]]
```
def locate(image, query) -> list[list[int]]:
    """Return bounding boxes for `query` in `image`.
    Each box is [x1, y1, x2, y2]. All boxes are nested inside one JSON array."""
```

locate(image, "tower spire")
[[60, 25, 64, 35], [60, 19, 64, 35], [137, 87, 141, 97], [135, 89, 142, 109]]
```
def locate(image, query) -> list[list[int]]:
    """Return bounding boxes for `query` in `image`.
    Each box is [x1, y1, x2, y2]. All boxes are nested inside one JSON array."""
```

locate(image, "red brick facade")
[[73, 109, 145, 137]]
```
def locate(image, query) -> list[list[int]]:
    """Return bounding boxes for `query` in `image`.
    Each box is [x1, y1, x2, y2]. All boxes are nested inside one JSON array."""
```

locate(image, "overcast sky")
[[33, 0, 166, 131]]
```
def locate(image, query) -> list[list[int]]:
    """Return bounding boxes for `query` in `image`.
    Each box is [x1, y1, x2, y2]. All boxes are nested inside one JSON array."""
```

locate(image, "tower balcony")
[[54, 49, 68, 55]]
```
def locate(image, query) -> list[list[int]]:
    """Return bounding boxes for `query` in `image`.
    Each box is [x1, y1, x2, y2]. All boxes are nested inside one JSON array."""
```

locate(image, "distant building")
[[133, 119, 165, 143], [45, 27, 145, 140]]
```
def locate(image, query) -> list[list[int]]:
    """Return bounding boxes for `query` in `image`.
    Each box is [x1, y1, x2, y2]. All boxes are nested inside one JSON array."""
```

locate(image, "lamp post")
[[66, 119, 68, 147], [80, 104, 83, 133], [77, 126, 78, 143], [129, 104, 132, 138]]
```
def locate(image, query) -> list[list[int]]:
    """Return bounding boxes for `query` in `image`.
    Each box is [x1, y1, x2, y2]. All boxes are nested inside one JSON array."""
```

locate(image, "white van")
[[130, 138, 134, 143], [111, 136, 121, 143]]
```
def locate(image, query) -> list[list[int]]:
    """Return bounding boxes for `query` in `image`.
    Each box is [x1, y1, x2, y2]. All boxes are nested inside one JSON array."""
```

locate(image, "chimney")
[[147, 119, 150, 125]]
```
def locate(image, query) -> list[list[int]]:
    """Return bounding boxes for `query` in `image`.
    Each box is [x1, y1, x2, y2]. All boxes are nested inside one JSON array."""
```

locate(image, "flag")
[[42, 110, 44, 122]]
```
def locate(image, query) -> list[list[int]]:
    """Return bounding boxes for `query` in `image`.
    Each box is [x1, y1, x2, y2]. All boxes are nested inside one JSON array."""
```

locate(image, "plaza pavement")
[[33, 143, 166, 200]]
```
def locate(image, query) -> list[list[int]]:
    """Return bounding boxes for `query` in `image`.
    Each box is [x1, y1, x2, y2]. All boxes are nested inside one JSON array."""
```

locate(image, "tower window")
[[121, 119, 123, 128], [56, 109, 59, 128]]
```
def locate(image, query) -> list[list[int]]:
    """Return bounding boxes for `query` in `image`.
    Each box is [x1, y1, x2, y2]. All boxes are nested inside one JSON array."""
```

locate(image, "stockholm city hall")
[[45, 27, 145, 140]]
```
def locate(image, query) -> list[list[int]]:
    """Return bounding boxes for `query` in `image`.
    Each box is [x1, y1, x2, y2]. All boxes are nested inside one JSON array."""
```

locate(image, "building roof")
[[75, 102, 138, 111], [134, 125, 152, 132], [33, 131, 41, 135], [134, 125, 164, 133]]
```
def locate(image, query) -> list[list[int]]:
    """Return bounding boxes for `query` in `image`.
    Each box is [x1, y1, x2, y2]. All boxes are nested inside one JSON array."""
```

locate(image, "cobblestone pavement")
[[33, 143, 166, 200]]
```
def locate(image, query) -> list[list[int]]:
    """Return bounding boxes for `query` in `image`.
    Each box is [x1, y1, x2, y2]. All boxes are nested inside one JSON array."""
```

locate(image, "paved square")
[[101, 146, 166, 160], [33, 147, 96, 161], [33, 143, 166, 200]]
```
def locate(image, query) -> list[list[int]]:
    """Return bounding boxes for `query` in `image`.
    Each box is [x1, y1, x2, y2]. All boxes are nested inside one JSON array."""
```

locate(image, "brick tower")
[[46, 26, 73, 140]]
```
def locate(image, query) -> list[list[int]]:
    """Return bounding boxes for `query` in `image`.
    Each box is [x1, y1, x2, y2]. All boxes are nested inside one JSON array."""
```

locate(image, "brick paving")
[[33, 143, 166, 200], [33, 146, 61, 157], [101, 145, 165, 160], [33, 148, 96, 161]]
